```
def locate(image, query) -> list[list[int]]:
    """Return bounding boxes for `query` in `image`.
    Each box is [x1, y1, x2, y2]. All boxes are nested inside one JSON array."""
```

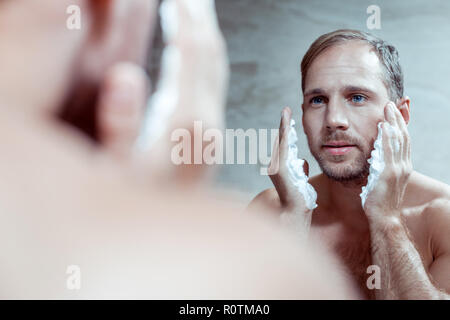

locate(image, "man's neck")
[[320, 173, 370, 233]]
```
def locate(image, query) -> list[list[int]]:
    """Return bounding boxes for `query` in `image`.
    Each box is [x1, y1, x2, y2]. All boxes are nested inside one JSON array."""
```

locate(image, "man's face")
[[302, 41, 390, 183]]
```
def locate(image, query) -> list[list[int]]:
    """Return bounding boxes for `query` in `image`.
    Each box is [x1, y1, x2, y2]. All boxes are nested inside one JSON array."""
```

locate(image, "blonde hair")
[[301, 29, 404, 100]]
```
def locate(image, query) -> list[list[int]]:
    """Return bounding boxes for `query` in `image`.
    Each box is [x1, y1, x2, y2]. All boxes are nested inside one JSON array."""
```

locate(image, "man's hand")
[[267, 107, 314, 230], [362, 104, 450, 299], [96, 0, 229, 185], [97, 63, 148, 160], [364, 102, 413, 223]]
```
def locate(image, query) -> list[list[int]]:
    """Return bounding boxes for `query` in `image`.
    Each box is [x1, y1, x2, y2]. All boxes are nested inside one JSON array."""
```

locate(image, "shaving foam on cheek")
[[360, 122, 385, 208], [286, 119, 318, 211]]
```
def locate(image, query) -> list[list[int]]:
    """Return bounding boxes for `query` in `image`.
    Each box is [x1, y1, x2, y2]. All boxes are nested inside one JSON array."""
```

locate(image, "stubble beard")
[[310, 133, 372, 187]]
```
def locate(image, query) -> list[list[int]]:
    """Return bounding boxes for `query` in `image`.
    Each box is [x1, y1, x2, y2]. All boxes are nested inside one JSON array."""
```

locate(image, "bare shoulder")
[[247, 188, 282, 214], [251, 188, 279, 202], [423, 198, 450, 233], [412, 171, 450, 198], [422, 198, 450, 258], [404, 171, 450, 206], [400, 174, 450, 267], [403, 171, 450, 236]]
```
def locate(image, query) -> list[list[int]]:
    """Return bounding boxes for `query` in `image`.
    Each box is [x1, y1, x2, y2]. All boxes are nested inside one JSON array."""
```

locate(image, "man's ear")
[[396, 96, 411, 125]]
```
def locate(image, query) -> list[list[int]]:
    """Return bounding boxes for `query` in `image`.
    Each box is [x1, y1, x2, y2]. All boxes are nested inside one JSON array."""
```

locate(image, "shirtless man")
[[249, 30, 450, 299], [0, 0, 357, 299]]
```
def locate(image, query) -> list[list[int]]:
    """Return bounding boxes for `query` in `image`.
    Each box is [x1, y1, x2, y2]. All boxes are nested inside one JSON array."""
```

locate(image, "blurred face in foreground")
[[0, 0, 156, 137], [302, 41, 391, 184]]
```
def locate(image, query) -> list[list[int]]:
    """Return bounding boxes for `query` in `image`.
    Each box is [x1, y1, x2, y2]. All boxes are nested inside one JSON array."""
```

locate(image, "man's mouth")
[[322, 141, 357, 156]]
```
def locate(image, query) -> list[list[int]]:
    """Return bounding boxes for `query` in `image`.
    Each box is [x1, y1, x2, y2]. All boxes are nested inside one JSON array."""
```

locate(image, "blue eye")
[[311, 96, 325, 105], [351, 94, 366, 104]]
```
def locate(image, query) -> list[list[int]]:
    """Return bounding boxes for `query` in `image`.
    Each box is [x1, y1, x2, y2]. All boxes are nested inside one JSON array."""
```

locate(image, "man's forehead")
[[304, 42, 386, 94]]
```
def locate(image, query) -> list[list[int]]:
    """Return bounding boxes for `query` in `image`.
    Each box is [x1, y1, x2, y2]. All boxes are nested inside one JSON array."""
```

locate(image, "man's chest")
[[309, 206, 433, 299], [310, 225, 376, 298]]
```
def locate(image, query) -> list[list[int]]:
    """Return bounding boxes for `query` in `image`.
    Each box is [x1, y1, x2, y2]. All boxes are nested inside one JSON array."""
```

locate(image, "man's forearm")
[[369, 214, 448, 300]]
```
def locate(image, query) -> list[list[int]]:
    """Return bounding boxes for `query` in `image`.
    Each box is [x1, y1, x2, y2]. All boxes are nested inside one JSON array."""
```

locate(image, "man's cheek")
[[367, 119, 384, 149], [303, 115, 319, 139], [303, 127, 318, 150]]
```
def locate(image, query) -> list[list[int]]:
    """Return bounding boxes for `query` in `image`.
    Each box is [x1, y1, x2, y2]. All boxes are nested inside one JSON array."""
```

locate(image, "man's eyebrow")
[[303, 88, 325, 97], [303, 86, 377, 98], [343, 85, 376, 94]]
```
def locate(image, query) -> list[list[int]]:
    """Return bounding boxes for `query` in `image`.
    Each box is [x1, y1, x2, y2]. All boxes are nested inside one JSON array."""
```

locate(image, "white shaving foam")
[[136, 0, 180, 151], [183, 0, 215, 21], [286, 119, 318, 211], [160, 0, 178, 42], [360, 122, 385, 208]]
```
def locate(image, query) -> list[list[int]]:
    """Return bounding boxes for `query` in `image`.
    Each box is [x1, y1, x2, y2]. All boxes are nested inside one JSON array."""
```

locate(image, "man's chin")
[[312, 148, 370, 186], [320, 162, 369, 186]]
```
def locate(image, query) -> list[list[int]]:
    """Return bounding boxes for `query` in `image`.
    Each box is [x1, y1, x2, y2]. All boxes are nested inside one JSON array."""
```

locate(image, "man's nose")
[[325, 100, 349, 131]]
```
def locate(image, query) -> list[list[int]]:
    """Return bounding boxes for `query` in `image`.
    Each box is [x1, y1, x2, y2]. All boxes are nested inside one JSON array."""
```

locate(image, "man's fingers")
[[269, 107, 292, 176], [97, 63, 148, 160], [140, 0, 227, 146], [382, 122, 394, 165], [279, 107, 292, 148], [268, 133, 280, 176], [279, 107, 292, 131], [384, 102, 396, 127], [384, 102, 402, 161], [136, 0, 229, 184], [392, 102, 408, 134], [392, 101, 410, 160]]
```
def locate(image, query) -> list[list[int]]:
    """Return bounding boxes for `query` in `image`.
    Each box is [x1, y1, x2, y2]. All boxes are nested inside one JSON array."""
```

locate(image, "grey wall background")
[[213, 0, 450, 203]]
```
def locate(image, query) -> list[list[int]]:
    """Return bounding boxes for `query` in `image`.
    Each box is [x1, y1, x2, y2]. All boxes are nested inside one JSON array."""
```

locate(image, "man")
[[249, 29, 450, 299], [0, 0, 356, 298]]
